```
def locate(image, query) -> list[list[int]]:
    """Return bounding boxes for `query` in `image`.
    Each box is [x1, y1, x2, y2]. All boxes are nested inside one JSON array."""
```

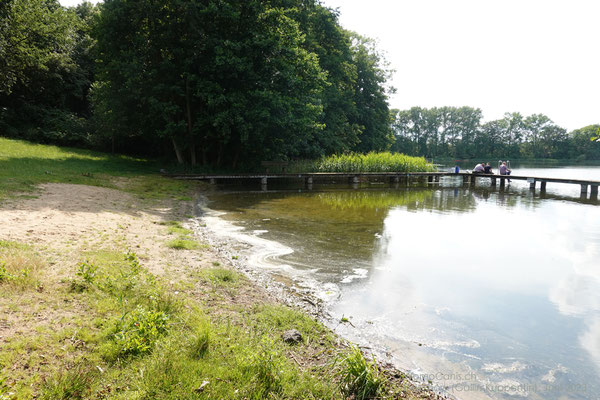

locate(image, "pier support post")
[[529, 179, 536, 190], [581, 184, 588, 195], [428, 175, 433, 184], [491, 178, 496, 187], [500, 178, 505, 188], [540, 181, 547, 192], [591, 185, 598, 199], [470, 175, 476, 185], [434, 175, 440, 182], [406, 174, 411, 186], [462, 175, 469, 185]]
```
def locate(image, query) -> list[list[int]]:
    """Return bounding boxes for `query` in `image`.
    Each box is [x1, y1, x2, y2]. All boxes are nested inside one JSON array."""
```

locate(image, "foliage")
[[75, 260, 98, 284], [569, 125, 600, 160], [349, 34, 395, 153], [292, 151, 435, 173], [0, 0, 97, 146], [391, 107, 598, 160], [91, 0, 394, 166], [112, 305, 170, 356], [340, 345, 385, 400]]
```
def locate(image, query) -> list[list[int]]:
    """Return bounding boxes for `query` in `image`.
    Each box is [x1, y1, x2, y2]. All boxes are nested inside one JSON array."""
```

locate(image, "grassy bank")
[[290, 152, 435, 173], [0, 137, 190, 202], [0, 138, 439, 399]]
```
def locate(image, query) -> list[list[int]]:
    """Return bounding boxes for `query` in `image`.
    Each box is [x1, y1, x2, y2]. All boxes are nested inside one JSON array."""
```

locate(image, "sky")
[[60, 0, 599, 131]]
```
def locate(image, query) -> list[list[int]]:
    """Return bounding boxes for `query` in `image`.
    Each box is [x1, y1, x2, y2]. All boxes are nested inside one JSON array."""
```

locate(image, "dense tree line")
[[0, 0, 96, 146], [0, 0, 393, 168], [391, 107, 600, 160], [1, 1, 597, 167]]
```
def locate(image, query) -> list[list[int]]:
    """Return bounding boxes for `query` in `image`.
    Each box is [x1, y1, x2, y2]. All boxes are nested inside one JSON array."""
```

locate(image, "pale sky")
[[61, 0, 599, 131], [321, 0, 599, 131]]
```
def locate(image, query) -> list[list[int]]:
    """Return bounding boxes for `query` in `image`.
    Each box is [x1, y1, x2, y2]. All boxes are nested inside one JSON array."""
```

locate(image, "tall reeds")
[[290, 152, 435, 173]]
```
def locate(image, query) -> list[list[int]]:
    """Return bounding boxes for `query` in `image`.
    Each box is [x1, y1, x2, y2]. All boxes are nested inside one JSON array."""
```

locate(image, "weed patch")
[[166, 238, 204, 250], [39, 365, 97, 400], [0, 240, 44, 290], [339, 345, 385, 400], [202, 267, 239, 286], [110, 305, 170, 356]]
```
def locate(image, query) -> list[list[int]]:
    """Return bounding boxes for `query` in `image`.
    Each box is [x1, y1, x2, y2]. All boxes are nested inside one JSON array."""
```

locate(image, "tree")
[[0, 0, 95, 145], [0, 0, 76, 95], [569, 125, 600, 160], [521, 114, 567, 158], [349, 34, 394, 153], [94, 0, 326, 167]]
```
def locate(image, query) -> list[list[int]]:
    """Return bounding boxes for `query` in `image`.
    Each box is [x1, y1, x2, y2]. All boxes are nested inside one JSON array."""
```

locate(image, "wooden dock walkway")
[[166, 172, 600, 199]]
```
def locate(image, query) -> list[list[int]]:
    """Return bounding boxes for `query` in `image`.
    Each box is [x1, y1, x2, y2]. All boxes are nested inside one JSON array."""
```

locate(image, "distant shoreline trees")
[[391, 107, 600, 161]]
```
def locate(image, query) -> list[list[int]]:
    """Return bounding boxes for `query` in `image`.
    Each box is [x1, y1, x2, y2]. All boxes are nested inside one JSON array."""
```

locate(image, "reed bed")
[[290, 152, 435, 173]]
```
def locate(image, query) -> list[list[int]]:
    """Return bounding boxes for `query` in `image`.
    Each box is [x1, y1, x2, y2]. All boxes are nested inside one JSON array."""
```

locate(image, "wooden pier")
[[166, 172, 600, 199]]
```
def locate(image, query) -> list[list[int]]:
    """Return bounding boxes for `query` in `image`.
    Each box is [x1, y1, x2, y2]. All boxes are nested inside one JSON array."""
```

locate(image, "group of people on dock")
[[472, 162, 511, 176]]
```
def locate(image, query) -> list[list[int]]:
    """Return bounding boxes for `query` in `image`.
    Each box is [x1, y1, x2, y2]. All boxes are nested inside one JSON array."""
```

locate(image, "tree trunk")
[[185, 77, 196, 166], [232, 145, 241, 170], [171, 137, 185, 164], [216, 142, 224, 167]]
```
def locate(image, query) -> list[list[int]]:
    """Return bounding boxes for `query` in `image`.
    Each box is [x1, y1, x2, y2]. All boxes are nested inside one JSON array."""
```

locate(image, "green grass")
[[0, 240, 44, 290], [39, 365, 97, 400], [339, 345, 385, 400], [0, 137, 192, 201], [29, 250, 347, 400], [200, 266, 240, 286], [290, 151, 436, 173], [166, 238, 205, 250], [165, 221, 193, 236]]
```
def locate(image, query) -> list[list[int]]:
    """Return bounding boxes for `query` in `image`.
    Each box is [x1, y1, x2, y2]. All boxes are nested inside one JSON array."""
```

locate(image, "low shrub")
[[112, 305, 170, 356]]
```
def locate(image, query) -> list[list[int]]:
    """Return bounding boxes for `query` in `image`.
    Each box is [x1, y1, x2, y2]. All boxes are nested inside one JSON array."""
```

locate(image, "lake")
[[200, 164, 600, 400]]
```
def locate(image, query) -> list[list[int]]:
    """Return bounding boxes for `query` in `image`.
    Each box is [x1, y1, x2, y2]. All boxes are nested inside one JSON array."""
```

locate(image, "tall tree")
[[349, 34, 394, 153], [94, 0, 326, 167], [0, 0, 94, 145]]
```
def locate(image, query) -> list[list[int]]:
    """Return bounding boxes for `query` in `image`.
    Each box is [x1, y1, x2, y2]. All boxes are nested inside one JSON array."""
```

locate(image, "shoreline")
[[192, 192, 455, 400], [0, 180, 449, 399]]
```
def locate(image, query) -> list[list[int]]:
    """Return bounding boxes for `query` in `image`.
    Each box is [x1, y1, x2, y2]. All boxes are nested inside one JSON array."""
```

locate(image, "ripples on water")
[[202, 166, 600, 400]]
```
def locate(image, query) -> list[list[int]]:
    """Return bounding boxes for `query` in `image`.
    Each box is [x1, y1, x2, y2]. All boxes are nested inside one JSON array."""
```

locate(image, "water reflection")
[[205, 179, 600, 399]]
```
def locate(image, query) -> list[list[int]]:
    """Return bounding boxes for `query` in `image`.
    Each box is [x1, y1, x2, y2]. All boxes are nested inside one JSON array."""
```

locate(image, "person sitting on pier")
[[499, 162, 511, 182], [472, 162, 485, 173], [484, 163, 493, 174]]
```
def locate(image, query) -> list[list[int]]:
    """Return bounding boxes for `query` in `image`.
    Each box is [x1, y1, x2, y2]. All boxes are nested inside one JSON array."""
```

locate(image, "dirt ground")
[[0, 183, 274, 364]]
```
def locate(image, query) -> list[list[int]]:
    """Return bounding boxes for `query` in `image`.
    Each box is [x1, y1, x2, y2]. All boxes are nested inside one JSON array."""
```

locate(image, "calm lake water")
[[201, 164, 600, 400]]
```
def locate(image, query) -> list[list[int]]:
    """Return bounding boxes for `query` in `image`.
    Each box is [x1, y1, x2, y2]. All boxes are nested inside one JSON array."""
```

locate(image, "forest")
[[1, 0, 598, 169]]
